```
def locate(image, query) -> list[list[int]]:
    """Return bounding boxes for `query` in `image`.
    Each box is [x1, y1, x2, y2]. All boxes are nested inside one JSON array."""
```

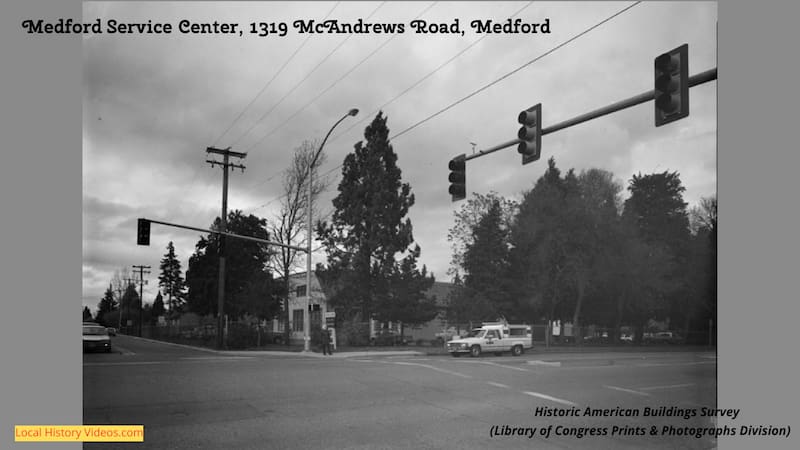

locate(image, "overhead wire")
[[241, 2, 388, 154], [249, 1, 643, 219], [220, 2, 343, 149], [213, 3, 341, 148]]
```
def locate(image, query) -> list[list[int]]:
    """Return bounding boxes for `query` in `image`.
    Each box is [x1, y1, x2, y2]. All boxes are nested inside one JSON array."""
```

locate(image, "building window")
[[311, 309, 321, 328], [292, 309, 304, 332], [296, 285, 307, 297]]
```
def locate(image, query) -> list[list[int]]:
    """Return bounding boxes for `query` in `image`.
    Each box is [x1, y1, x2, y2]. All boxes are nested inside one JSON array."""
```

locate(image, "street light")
[[304, 108, 358, 352]]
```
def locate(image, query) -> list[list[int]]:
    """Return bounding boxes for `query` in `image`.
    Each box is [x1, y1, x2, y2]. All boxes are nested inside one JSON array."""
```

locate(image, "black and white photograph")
[[4, 1, 798, 449]]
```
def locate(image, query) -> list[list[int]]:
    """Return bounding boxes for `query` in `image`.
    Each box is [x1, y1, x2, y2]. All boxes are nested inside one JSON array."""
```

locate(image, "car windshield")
[[83, 326, 108, 336], [466, 329, 485, 338]]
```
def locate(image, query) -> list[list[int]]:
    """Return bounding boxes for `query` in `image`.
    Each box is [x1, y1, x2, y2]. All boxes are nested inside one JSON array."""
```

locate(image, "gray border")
[[1, 0, 798, 449], [1, 0, 82, 449], [719, 0, 799, 449]]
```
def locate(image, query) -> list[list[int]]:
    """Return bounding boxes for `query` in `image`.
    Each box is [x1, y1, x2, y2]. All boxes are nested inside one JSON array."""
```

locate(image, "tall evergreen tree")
[[96, 284, 118, 326], [622, 171, 691, 331], [317, 112, 424, 323], [151, 291, 166, 322], [158, 241, 185, 314], [461, 198, 513, 319]]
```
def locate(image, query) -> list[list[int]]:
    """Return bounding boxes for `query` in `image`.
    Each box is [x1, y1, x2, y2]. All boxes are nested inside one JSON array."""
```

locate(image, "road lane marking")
[[84, 357, 256, 367], [487, 382, 511, 389], [604, 385, 651, 396], [523, 391, 579, 406], [180, 356, 254, 361], [640, 383, 696, 391], [527, 360, 561, 367], [453, 360, 531, 372], [636, 361, 715, 367], [391, 361, 472, 378]]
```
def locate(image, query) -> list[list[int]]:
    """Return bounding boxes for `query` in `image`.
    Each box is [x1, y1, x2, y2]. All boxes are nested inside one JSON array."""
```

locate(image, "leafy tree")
[[460, 198, 513, 319], [120, 282, 140, 329], [185, 210, 284, 320], [446, 192, 517, 278], [317, 112, 422, 322], [83, 306, 93, 322], [158, 241, 186, 314], [622, 171, 691, 332], [373, 245, 437, 338], [687, 195, 717, 342], [508, 158, 574, 327], [96, 284, 118, 326], [270, 139, 329, 345]]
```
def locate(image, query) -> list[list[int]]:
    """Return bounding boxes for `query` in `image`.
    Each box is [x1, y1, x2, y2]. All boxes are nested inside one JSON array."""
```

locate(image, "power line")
[[219, 2, 343, 149], [251, 1, 440, 148], [390, 1, 643, 141], [242, 2, 388, 154], [242, 2, 439, 203], [248, 1, 642, 219], [333, 1, 535, 143]]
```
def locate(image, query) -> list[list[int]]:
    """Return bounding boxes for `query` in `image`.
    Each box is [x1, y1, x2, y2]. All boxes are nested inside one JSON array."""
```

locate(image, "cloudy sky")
[[82, 1, 717, 313]]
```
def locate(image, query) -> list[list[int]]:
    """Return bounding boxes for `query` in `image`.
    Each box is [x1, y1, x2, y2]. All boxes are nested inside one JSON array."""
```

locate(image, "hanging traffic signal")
[[654, 43, 689, 127], [517, 103, 542, 164], [137, 218, 150, 246], [448, 154, 466, 202]]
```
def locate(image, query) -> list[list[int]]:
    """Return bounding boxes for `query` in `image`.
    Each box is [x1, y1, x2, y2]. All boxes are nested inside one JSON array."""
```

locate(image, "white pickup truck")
[[446, 322, 532, 357]]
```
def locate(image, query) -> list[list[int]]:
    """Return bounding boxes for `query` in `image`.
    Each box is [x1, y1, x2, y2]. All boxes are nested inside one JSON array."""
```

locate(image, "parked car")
[[83, 324, 112, 353], [643, 331, 683, 344], [106, 327, 117, 336], [370, 329, 413, 346]]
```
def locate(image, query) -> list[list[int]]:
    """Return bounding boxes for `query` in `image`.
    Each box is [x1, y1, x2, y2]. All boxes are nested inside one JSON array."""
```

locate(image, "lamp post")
[[304, 108, 358, 352]]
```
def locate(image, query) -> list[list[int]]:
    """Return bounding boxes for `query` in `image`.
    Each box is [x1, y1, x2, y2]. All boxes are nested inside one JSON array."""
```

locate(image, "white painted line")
[[454, 360, 530, 372], [604, 385, 651, 396], [639, 383, 696, 391], [84, 361, 166, 367], [527, 360, 561, 367], [180, 356, 254, 360], [487, 382, 511, 389], [392, 361, 472, 378], [523, 391, 579, 406], [636, 361, 715, 367]]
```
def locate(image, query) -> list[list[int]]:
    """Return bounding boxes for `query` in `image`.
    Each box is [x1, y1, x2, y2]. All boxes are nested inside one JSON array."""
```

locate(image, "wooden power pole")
[[206, 146, 246, 350]]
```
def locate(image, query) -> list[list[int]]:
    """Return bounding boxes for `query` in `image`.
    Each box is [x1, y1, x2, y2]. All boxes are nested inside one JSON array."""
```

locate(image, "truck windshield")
[[466, 329, 485, 338]]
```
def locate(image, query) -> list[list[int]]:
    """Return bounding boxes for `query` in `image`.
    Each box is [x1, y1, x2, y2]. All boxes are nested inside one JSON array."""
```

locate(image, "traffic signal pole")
[[462, 67, 717, 163]]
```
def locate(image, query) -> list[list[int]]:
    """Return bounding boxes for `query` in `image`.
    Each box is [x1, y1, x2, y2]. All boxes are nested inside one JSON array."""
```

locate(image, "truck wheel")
[[511, 345, 523, 356], [470, 345, 481, 358]]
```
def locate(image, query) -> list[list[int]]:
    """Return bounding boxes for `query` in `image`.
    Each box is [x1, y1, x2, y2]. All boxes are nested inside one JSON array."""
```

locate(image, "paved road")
[[85, 335, 719, 449]]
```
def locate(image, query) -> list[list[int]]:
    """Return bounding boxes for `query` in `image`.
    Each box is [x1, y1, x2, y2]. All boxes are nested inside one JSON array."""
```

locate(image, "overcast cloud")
[[82, 1, 717, 313]]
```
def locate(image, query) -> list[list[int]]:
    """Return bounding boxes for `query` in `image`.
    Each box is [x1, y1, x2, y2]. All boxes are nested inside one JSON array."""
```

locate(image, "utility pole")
[[206, 146, 246, 350], [132, 265, 150, 337]]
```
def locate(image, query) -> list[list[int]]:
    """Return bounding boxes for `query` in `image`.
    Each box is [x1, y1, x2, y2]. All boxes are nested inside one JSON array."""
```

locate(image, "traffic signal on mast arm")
[[137, 218, 150, 246], [448, 154, 466, 202], [654, 43, 689, 127], [517, 103, 542, 164]]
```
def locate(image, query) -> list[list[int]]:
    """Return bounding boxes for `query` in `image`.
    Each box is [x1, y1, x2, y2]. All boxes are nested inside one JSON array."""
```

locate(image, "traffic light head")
[[448, 154, 466, 202], [654, 43, 689, 127], [137, 218, 150, 246], [517, 103, 542, 164]]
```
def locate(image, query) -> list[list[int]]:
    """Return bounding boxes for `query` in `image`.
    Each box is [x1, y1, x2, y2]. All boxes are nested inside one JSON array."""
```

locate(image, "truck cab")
[[446, 322, 532, 357]]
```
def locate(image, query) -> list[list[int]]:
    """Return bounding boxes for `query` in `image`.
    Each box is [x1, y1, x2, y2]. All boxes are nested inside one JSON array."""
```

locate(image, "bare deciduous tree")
[[269, 139, 331, 344]]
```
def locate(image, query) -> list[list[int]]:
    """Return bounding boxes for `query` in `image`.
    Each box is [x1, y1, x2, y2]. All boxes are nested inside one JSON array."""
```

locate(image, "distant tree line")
[[445, 157, 716, 344]]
